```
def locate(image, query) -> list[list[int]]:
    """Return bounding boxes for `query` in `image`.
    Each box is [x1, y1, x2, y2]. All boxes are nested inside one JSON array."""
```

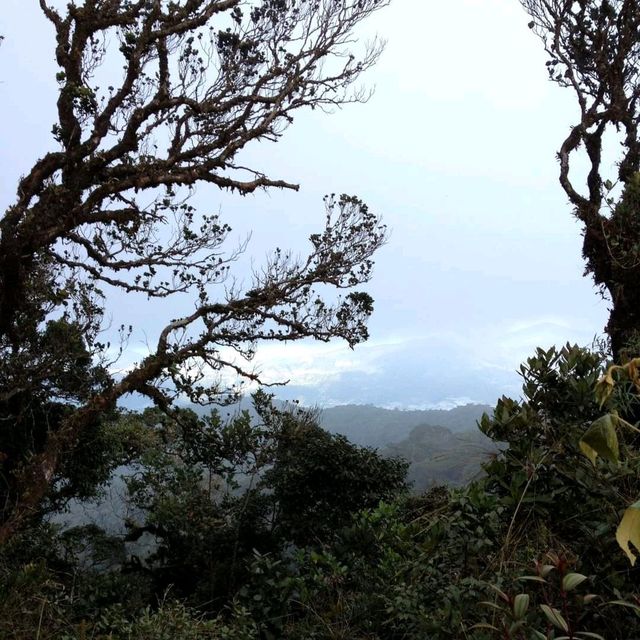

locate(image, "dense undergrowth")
[[2, 345, 640, 639]]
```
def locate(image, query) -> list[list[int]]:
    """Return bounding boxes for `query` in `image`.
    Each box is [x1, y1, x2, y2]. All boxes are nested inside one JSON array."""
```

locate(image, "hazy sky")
[[0, 0, 610, 408]]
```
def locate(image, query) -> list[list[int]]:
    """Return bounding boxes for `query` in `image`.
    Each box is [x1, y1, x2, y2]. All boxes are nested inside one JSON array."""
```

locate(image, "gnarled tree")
[[0, 0, 389, 544], [521, 0, 640, 358]]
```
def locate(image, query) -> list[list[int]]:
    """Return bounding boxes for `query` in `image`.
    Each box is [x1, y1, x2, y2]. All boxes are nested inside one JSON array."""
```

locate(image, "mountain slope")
[[381, 423, 498, 491], [317, 403, 491, 448]]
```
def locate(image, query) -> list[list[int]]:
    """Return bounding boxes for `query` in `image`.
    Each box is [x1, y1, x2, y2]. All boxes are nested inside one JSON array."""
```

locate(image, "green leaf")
[[575, 633, 605, 639], [517, 575, 547, 583], [562, 572, 587, 592], [579, 414, 619, 466], [531, 631, 547, 640], [470, 623, 500, 631], [540, 605, 569, 632], [608, 599, 640, 614], [488, 584, 510, 603], [616, 500, 640, 565], [509, 620, 526, 634], [513, 593, 529, 620]]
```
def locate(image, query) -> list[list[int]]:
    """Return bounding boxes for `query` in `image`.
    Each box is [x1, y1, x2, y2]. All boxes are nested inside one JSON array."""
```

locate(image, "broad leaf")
[[513, 593, 529, 619], [488, 584, 510, 603], [608, 599, 640, 613], [470, 623, 499, 631], [616, 500, 640, 565], [595, 367, 616, 407], [517, 575, 547, 583], [540, 604, 569, 632], [562, 572, 587, 592], [579, 414, 619, 466]]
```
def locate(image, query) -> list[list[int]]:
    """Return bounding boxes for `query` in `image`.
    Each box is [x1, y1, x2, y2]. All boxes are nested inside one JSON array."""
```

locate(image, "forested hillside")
[[319, 403, 491, 446], [381, 423, 498, 490], [320, 403, 497, 490]]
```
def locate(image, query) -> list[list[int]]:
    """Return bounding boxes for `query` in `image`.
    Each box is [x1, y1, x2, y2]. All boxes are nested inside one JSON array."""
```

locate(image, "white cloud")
[[246, 335, 411, 387]]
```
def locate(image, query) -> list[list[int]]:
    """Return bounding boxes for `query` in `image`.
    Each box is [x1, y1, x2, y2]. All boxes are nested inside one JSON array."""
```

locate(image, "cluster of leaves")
[[0, 394, 407, 637], [477, 551, 609, 640], [0, 434, 502, 638], [118, 393, 408, 604], [233, 344, 640, 639]]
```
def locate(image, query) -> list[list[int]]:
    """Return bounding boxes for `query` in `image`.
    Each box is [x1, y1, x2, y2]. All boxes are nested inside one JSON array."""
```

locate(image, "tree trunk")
[[582, 203, 640, 361]]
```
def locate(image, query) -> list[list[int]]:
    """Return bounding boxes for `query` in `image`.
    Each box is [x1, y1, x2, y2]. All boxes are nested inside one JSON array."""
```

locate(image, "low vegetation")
[[2, 344, 640, 639]]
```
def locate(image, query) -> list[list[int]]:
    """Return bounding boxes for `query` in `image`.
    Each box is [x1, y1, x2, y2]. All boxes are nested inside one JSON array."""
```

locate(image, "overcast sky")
[[0, 0, 610, 409]]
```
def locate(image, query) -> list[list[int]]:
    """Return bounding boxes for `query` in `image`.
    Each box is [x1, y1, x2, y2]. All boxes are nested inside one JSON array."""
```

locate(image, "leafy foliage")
[[3, 344, 640, 638], [120, 393, 408, 605], [263, 414, 408, 545], [6, 2, 640, 639]]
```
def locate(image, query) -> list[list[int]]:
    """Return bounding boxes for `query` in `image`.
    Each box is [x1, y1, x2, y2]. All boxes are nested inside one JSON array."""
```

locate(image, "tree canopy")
[[521, 0, 640, 358], [0, 0, 389, 543]]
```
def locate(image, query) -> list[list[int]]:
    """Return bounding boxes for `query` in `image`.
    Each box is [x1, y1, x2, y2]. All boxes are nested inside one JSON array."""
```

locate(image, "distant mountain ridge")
[[381, 423, 498, 491], [317, 402, 492, 449], [193, 399, 496, 491]]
